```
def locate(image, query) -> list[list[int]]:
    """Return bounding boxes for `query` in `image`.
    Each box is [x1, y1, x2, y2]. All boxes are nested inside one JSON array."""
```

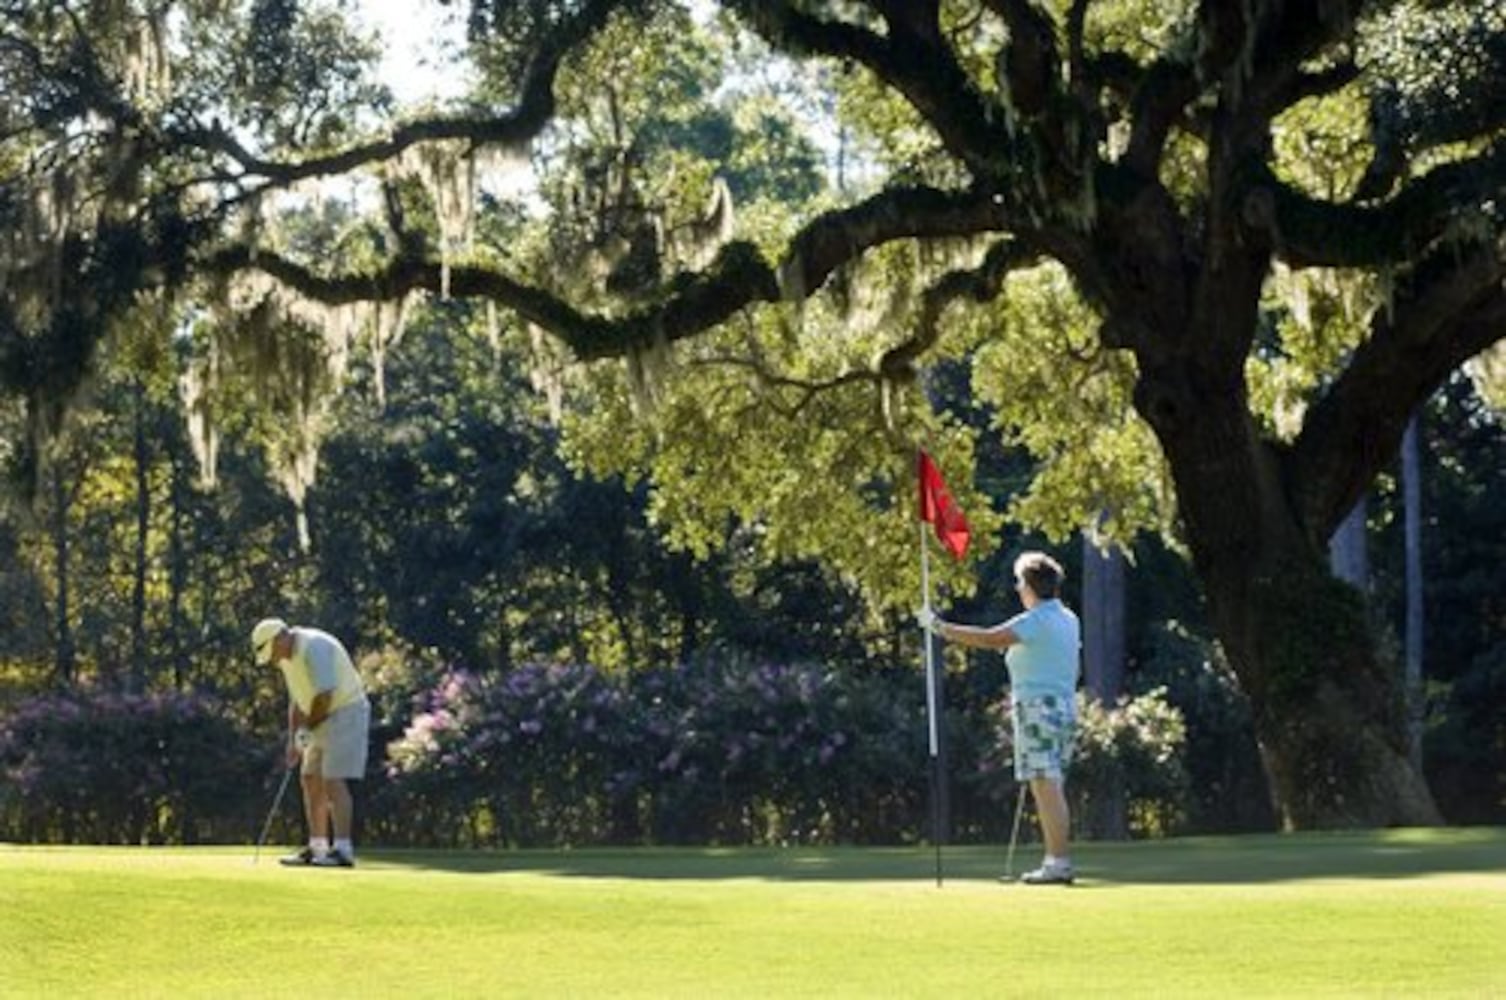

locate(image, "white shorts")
[[301, 699, 370, 780]]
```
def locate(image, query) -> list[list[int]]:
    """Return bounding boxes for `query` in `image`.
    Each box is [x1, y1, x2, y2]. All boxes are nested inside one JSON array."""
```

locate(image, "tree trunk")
[[1081, 528, 1128, 839], [1142, 370, 1440, 828], [131, 380, 150, 691], [1401, 415, 1424, 773], [50, 462, 75, 685], [168, 437, 190, 689], [1327, 499, 1368, 590], [1082, 532, 1126, 702]]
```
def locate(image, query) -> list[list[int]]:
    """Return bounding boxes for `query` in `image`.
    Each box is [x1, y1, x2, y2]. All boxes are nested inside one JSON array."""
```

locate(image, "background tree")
[[4, 0, 1506, 828]]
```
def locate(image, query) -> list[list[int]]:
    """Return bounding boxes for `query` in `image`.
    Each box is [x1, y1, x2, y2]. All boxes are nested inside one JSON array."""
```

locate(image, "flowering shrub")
[[0, 686, 264, 844], [0, 667, 1195, 847], [1069, 687, 1190, 836], [387, 663, 643, 846], [386, 658, 927, 847], [977, 688, 1190, 838], [628, 659, 922, 845]]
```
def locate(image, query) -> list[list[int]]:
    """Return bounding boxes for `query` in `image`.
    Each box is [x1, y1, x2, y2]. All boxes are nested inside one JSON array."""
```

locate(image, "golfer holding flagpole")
[[251, 617, 371, 868], [919, 550, 1081, 884]]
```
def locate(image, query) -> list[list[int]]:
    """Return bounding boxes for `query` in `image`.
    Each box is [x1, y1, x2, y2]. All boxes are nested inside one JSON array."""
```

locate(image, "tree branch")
[[1123, 58, 1198, 178], [724, 0, 1019, 178], [206, 184, 1018, 361], [686, 352, 882, 421], [1066, 0, 1091, 97], [780, 185, 1013, 300], [880, 237, 1038, 379], [1194, 0, 1361, 125], [1287, 239, 1506, 540], [168, 0, 623, 188], [981, 0, 1061, 119], [172, 104, 547, 187], [1277, 61, 1359, 107], [869, 0, 941, 46], [1239, 138, 1506, 270]]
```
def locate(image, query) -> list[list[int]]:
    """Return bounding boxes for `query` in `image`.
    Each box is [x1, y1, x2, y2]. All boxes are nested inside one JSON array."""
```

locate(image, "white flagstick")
[[920, 521, 943, 886], [920, 522, 938, 758]]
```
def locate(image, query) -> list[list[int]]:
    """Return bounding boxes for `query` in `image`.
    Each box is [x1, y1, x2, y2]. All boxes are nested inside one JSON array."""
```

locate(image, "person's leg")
[[327, 778, 353, 842], [1013, 696, 1076, 884], [300, 743, 331, 851], [1030, 776, 1071, 860], [317, 702, 368, 864]]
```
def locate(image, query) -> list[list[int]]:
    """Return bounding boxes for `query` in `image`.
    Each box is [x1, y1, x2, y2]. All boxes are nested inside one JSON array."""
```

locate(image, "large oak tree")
[[5, 0, 1506, 826]]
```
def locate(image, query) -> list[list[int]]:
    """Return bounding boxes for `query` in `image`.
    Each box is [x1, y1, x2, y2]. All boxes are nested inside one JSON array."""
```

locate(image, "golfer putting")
[[251, 617, 371, 868], [920, 551, 1081, 885]]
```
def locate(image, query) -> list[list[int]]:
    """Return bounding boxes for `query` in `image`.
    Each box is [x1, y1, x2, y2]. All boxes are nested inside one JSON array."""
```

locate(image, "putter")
[[252, 765, 297, 865], [1003, 782, 1028, 881]]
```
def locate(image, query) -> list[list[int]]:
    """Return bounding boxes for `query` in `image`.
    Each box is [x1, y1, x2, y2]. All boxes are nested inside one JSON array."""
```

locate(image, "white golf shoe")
[[1019, 862, 1074, 885]]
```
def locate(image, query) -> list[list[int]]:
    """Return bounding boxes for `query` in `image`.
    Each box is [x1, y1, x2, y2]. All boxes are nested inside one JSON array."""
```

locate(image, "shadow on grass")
[[363, 827, 1506, 885]]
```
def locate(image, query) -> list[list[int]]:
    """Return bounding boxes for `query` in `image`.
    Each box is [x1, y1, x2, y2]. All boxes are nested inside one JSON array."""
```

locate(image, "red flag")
[[917, 450, 970, 559]]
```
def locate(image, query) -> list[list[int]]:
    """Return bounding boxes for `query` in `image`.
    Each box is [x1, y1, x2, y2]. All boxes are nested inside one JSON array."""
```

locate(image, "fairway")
[[2, 829, 1503, 998]]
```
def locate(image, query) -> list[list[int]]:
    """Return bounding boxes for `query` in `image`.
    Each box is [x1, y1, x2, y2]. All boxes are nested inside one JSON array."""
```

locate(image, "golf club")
[[252, 765, 296, 865], [1003, 782, 1028, 881]]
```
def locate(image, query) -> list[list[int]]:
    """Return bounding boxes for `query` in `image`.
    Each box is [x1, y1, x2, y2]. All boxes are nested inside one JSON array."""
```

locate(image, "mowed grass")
[[2, 828, 1503, 998]]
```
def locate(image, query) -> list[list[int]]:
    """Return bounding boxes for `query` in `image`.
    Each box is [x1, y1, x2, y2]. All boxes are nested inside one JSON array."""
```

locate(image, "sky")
[[356, 0, 719, 106], [356, 0, 472, 106]]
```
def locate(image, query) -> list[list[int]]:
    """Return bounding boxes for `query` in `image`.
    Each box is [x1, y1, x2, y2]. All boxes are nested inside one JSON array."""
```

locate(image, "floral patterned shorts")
[[1012, 695, 1076, 781]]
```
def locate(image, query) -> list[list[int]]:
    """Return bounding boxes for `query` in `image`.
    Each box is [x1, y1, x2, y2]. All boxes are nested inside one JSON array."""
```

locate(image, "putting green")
[[2, 828, 1502, 997]]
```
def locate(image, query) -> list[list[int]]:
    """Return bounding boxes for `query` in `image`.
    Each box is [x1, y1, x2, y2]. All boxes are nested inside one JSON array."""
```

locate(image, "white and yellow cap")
[[250, 618, 288, 665]]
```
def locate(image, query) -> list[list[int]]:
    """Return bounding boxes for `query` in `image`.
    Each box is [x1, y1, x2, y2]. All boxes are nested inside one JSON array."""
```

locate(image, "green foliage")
[[832, 61, 954, 185], [1247, 265, 1379, 442], [3, 0, 1504, 839], [971, 263, 1170, 545], [1360, 2, 1506, 163], [1081, 0, 1196, 64], [534, 17, 1006, 613], [724, 94, 826, 205], [1470, 341, 1506, 411], [1069, 687, 1190, 837], [1131, 620, 1275, 833], [561, 315, 1001, 618], [1251, 555, 1374, 704], [1427, 646, 1506, 824], [524, 4, 826, 313], [1250, 87, 1377, 440], [974, 686, 1191, 838], [210, 0, 388, 147], [1370, 378, 1506, 824], [1270, 89, 1372, 200], [468, 0, 661, 86]]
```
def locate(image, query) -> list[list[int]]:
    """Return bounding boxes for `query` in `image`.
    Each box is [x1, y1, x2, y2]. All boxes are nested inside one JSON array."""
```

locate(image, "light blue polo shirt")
[[1003, 599, 1081, 702]]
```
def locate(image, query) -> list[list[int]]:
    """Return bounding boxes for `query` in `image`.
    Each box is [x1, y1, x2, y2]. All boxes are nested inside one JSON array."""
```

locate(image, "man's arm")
[[305, 691, 334, 730], [301, 638, 340, 728]]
